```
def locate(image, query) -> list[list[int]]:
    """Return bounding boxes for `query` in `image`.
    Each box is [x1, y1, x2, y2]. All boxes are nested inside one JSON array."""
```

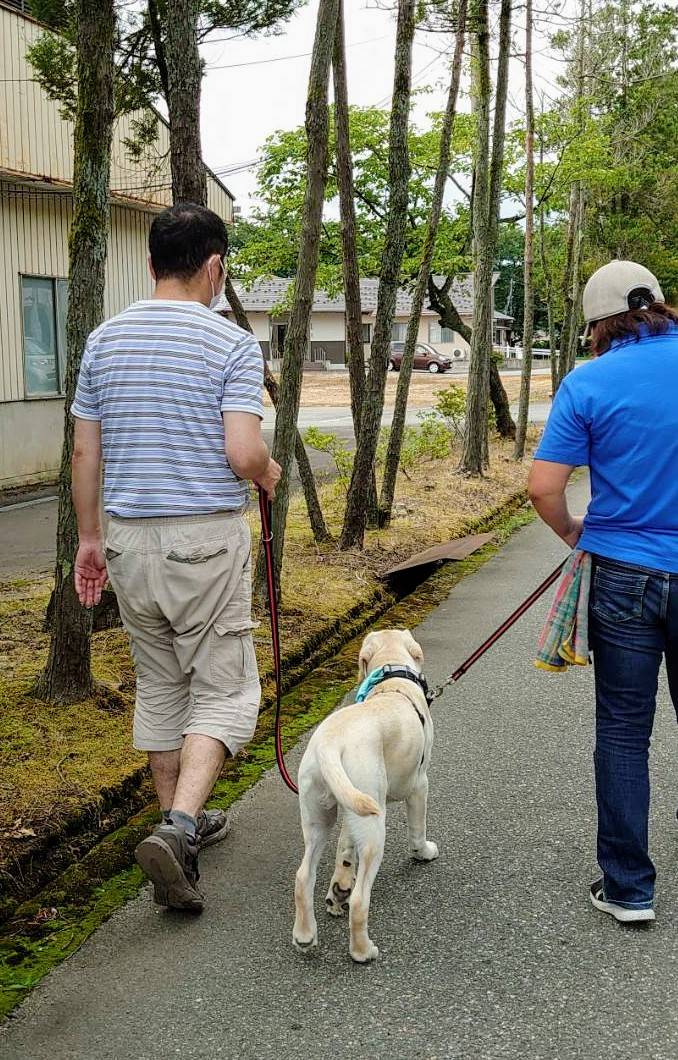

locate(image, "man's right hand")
[[256, 459, 282, 500]]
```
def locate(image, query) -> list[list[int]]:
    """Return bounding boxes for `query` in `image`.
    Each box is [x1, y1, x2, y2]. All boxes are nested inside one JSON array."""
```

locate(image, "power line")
[[204, 33, 389, 73]]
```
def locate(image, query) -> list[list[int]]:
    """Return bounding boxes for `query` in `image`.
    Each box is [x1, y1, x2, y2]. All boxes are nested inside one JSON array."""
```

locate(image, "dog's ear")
[[403, 628, 424, 665], [359, 632, 379, 678]]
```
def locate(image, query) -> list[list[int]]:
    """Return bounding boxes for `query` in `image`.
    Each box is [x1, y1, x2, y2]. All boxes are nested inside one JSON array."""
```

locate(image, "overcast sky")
[[198, 0, 575, 214]]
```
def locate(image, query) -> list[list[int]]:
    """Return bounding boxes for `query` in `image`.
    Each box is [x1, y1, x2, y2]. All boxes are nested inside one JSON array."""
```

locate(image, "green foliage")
[[232, 104, 471, 287], [302, 427, 354, 484], [433, 383, 467, 438]]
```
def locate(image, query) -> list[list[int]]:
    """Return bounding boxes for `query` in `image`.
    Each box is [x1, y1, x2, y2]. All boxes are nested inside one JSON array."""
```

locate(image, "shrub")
[[434, 384, 466, 437], [302, 426, 353, 485]]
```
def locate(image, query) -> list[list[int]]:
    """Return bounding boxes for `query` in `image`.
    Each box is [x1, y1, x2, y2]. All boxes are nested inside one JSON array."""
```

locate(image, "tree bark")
[[147, 0, 170, 103], [514, 0, 535, 460], [269, 0, 340, 581], [165, 0, 207, 204], [557, 182, 583, 386], [222, 274, 331, 545], [332, 0, 365, 436], [377, 0, 467, 527], [332, 0, 377, 524], [339, 0, 415, 550], [537, 115, 558, 394], [34, 0, 115, 704], [557, 0, 586, 388], [459, 0, 493, 475], [485, 0, 514, 451]]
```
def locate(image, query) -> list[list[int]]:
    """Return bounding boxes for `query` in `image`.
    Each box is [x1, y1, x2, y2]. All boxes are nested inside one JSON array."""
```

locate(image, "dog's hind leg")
[[325, 816, 356, 917], [293, 795, 336, 953], [406, 774, 439, 862], [348, 813, 385, 963]]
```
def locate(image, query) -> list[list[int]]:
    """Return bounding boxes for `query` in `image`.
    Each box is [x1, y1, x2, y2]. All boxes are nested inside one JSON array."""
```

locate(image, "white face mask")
[[209, 258, 225, 311]]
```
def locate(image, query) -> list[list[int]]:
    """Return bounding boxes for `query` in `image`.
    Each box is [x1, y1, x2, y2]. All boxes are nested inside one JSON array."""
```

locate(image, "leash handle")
[[258, 487, 299, 795], [432, 558, 567, 698]]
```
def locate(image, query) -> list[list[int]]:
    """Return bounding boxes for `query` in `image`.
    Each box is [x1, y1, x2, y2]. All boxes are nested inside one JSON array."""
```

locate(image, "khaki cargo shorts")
[[105, 510, 261, 755]]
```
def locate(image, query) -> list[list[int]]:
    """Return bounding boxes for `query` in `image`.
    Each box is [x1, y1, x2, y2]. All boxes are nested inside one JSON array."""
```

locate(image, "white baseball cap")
[[582, 260, 664, 332]]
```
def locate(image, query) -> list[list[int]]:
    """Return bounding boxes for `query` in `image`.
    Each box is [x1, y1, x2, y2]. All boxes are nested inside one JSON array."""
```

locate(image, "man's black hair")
[[149, 202, 228, 280]]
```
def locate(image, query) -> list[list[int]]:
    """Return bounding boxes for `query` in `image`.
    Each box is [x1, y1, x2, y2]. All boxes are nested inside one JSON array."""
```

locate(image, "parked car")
[[388, 341, 453, 374]]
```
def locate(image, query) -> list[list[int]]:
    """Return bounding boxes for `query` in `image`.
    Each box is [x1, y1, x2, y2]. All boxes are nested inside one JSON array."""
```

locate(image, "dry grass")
[[263, 370, 554, 409], [0, 435, 532, 863]]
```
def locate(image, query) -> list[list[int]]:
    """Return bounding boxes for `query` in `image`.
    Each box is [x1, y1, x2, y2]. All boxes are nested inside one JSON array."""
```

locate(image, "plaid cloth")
[[535, 550, 592, 672]]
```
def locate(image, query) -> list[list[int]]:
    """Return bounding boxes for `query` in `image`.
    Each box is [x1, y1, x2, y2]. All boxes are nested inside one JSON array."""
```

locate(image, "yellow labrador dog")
[[293, 629, 438, 963]]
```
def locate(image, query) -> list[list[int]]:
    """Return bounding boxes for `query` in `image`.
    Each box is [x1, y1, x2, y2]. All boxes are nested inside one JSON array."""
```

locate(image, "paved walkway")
[[4, 477, 678, 1059]]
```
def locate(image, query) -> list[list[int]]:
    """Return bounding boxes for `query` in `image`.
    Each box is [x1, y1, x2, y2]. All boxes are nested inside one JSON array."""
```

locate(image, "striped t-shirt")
[[71, 300, 265, 517]]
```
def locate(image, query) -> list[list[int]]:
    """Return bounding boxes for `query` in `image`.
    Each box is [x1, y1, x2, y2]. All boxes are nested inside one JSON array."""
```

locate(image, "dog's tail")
[[316, 746, 381, 817]]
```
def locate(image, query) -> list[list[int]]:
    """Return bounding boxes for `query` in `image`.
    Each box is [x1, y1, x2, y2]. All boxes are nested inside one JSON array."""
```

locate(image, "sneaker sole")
[[135, 836, 204, 912], [198, 819, 231, 850], [590, 890, 655, 923]]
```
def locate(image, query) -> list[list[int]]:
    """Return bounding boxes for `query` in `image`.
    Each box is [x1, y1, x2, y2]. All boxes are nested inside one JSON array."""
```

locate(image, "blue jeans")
[[590, 556, 678, 909]]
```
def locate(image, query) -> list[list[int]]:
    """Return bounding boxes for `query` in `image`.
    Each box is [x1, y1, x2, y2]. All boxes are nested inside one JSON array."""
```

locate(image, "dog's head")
[[358, 628, 424, 679]]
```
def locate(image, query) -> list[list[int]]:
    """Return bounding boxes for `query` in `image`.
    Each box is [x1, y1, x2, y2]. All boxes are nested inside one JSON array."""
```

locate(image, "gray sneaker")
[[135, 824, 204, 911], [196, 808, 231, 849]]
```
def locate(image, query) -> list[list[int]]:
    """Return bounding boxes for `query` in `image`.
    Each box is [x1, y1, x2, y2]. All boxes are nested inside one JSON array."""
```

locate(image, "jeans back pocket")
[[591, 566, 648, 623]]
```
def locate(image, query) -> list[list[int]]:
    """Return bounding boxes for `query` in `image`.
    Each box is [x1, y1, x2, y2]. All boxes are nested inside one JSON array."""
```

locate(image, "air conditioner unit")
[[452, 348, 465, 360]]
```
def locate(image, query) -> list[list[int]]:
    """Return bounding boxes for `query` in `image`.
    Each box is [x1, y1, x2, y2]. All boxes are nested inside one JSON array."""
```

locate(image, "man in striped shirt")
[[71, 203, 280, 912]]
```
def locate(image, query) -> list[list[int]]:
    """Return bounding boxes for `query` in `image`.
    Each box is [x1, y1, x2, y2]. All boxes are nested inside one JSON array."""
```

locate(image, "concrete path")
[[3, 476, 678, 1059]]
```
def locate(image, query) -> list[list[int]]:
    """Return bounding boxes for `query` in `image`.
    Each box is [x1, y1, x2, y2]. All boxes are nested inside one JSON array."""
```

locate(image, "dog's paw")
[[292, 927, 319, 954], [350, 941, 379, 963], [325, 880, 352, 917], [411, 840, 439, 862]]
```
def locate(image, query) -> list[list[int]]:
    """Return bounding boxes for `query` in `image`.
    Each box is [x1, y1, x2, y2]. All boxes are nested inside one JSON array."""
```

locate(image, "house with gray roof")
[[221, 274, 513, 368]]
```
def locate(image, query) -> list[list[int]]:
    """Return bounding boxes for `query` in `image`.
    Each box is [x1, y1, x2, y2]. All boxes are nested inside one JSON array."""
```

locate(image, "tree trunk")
[[557, 0, 586, 388], [222, 274, 331, 545], [269, 0, 340, 581], [514, 0, 535, 460], [377, 0, 467, 528], [485, 0, 514, 450], [147, 0, 170, 103], [557, 182, 582, 387], [537, 116, 558, 394], [332, 0, 378, 524], [165, 0, 207, 204], [459, 0, 492, 475], [34, 0, 115, 704], [332, 0, 365, 436], [489, 359, 515, 439], [339, 0, 415, 550]]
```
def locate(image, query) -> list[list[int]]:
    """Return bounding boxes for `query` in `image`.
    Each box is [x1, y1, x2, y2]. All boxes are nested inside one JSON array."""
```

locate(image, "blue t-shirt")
[[535, 325, 678, 573]]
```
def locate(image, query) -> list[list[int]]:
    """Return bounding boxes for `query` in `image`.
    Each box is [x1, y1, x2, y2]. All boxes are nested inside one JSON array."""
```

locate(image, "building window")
[[429, 322, 456, 344], [22, 276, 68, 397], [361, 323, 372, 343], [392, 322, 407, 341]]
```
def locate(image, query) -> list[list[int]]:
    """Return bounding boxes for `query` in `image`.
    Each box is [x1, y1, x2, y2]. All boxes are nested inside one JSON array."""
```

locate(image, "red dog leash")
[[258, 483, 565, 792], [258, 487, 299, 794]]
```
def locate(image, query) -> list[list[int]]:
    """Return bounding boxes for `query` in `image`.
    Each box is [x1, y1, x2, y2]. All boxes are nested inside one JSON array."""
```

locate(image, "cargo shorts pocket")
[[210, 620, 259, 687], [166, 540, 229, 564]]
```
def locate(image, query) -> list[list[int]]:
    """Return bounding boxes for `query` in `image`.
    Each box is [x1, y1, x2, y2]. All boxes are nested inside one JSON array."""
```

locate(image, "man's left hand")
[[74, 539, 108, 608]]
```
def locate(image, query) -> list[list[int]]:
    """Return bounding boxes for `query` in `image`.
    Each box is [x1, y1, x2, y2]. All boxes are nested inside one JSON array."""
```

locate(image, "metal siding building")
[[0, 0, 234, 487]]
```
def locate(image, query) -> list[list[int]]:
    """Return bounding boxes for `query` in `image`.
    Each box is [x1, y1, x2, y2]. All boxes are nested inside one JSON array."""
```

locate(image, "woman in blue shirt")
[[529, 260, 678, 924]]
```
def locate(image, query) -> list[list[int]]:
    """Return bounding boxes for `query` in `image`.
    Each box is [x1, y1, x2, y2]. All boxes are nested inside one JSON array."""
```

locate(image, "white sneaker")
[[589, 880, 655, 923]]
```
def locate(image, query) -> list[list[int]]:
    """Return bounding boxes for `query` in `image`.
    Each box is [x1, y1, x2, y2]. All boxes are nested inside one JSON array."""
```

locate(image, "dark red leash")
[[258, 487, 299, 794], [258, 483, 566, 791], [429, 557, 567, 699]]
